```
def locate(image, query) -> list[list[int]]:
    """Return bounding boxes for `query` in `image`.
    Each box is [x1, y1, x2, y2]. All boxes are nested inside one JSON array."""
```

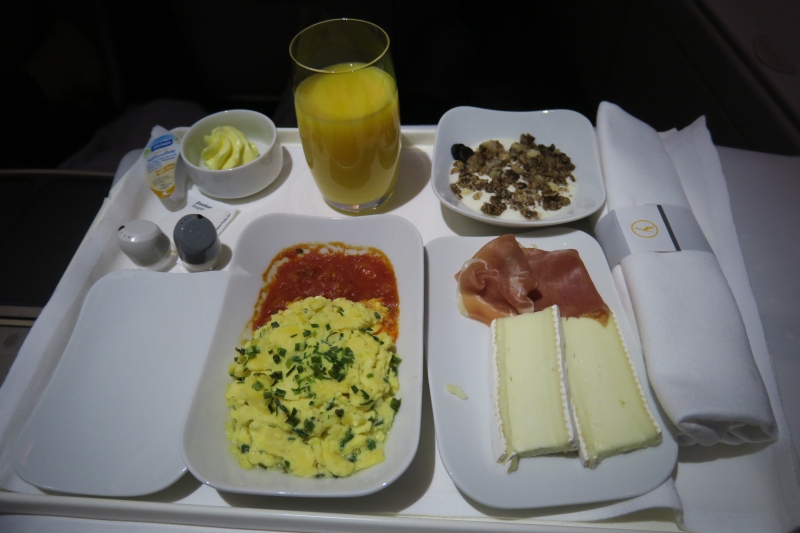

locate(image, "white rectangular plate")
[[13, 269, 228, 497], [182, 213, 424, 497], [425, 229, 678, 509]]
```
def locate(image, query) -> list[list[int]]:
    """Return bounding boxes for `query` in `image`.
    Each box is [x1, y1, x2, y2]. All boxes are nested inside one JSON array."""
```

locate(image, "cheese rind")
[[562, 312, 662, 468], [490, 306, 577, 472]]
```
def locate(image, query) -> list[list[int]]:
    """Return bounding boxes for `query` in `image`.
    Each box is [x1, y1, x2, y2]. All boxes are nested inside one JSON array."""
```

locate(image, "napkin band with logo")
[[595, 205, 712, 269]]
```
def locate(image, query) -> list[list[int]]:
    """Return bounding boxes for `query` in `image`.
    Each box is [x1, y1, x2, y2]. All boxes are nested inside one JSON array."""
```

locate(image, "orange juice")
[[295, 64, 400, 208]]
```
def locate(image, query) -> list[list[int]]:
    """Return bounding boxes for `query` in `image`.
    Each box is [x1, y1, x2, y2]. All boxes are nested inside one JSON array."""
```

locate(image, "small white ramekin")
[[180, 109, 282, 199]]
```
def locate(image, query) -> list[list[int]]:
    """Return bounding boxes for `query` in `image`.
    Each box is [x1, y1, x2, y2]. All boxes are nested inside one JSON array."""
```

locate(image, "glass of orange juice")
[[290, 19, 401, 212]]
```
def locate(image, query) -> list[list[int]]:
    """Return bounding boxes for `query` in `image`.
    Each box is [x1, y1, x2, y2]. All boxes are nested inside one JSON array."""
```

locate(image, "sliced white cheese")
[[490, 306, 577, 472], [562, 312, 662, 468]]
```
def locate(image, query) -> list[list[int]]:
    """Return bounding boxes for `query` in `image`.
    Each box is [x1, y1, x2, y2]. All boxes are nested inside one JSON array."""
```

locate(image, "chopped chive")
[[340, 428, 354, 449]]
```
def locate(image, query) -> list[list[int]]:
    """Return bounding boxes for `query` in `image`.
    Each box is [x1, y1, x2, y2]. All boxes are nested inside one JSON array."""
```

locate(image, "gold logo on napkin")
[[631, 219, 659, 238]]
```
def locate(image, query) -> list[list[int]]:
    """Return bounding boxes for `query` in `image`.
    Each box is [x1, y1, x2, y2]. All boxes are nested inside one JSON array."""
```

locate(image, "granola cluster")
[[449, 134, 576, 220]]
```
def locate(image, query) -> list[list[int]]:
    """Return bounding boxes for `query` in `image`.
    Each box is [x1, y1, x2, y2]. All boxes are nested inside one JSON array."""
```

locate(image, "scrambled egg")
[[226, 296, 401, 478]]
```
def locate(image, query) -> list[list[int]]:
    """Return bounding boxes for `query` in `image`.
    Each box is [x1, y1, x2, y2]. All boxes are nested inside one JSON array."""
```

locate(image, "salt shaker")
[[117, 220, 176, 271]]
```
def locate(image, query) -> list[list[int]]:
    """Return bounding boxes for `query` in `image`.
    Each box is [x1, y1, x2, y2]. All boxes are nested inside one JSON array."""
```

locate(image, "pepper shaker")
[[173, 214, 221, 271]]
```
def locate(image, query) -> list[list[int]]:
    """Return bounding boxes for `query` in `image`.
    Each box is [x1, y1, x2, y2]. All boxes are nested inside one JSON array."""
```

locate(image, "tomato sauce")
[[252, 243, 399, 339]]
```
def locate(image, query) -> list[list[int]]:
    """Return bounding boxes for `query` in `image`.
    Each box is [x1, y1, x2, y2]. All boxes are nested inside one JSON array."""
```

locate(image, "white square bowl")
[[181, 213, 424, 497], [431, 106, 606, 227]]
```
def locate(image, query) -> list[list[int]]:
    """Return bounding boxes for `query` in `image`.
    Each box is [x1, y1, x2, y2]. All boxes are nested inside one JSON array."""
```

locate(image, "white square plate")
[[431, 107, 606, 227], [425, 229, 678, 509], [181, 213, 424, 497], [13, 269, 227, 497]]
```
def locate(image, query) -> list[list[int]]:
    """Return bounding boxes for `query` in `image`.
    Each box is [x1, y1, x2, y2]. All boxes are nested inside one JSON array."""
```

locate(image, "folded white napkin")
[[596, 101, 777, 446]]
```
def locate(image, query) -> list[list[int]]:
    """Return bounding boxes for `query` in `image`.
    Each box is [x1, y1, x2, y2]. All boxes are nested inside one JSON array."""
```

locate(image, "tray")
[[0, 127, 794, 533]]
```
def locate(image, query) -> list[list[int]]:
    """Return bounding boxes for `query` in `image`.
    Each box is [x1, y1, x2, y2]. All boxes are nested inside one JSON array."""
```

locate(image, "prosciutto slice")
[[455, 234, 539, 326], [523, 247, 609, 325], [455, 235, 609, 326]]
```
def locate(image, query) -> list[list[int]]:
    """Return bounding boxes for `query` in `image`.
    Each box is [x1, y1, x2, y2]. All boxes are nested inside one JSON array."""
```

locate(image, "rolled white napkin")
[[596, 101, 777, 446]]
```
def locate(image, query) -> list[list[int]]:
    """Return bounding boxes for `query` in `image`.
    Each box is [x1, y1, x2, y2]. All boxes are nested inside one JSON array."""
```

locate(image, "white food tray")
[[0, 127, 794, 533]]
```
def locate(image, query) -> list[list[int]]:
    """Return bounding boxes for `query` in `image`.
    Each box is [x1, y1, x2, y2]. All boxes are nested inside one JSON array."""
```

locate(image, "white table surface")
[[716, 145, 800, 466], [1, 128, 798, 533]]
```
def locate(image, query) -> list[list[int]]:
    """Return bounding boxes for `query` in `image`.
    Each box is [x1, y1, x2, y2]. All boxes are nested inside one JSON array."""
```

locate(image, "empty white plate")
[[13, 269, 227, 497]]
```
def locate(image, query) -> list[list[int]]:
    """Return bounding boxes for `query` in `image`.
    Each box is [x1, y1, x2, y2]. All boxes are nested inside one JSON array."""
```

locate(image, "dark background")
[[2, 0, 799, 173]]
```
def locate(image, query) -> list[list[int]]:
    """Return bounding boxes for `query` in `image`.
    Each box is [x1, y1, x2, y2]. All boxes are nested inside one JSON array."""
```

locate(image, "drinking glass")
[[290, 19, 401, 212]]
